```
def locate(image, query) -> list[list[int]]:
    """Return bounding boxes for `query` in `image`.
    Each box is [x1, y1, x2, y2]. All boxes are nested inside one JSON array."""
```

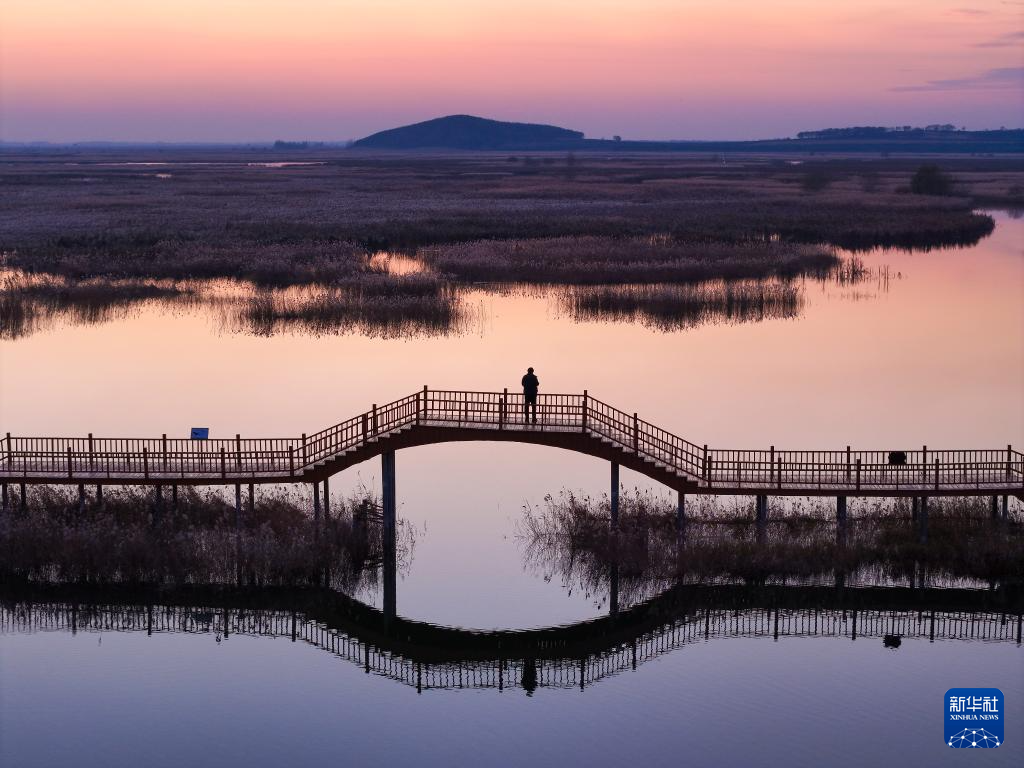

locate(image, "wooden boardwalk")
[[3, 388, 1022, 497]]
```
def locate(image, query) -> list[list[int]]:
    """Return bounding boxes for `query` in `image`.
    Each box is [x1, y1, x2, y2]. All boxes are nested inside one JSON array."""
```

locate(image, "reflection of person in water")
[[521, 657, 538, 695], [521, 367, 539, 424]]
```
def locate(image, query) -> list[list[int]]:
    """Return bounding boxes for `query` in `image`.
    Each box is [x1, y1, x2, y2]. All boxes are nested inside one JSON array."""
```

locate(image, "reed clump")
[[0, 272, 191, 340], [519, 491, 1024, 605], [0, 485, 414, 591], [226, 274, 465, 337], [423, 237, 838, 284], [0, 152, 1004, 284], [560, 279, 803, 330]]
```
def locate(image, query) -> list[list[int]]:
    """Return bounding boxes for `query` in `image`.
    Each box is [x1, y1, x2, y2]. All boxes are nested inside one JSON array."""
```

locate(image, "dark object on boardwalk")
[[522, 367, 539, 424], [883, 634, 902, 649], [888, 451, 907, 465]]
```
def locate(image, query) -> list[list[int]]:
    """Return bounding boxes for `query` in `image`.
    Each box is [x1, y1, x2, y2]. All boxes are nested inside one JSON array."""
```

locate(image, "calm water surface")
[[1, 213, 1022, 766]]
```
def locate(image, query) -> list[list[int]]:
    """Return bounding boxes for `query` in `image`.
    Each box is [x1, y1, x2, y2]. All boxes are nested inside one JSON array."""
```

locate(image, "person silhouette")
[[521, 367, 539, 424]]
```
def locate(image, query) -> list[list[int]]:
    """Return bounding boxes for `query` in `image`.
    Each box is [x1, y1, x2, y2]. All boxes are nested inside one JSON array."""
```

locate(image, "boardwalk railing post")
[[1008, 444, 1013, 480], [236, 433, 242, 470], [922, 445, 928, 482], [372, 404, 378, 435], [89, 433, 95, 470], [5, 432, 11, 469], [845, 446, 851, 482], [500, 388, 507, 430], [162, 434, 168, 469], [220, 447, 226, 479], [769, 446, 775, 483], [142, 447, 149, 480], [67, 446, 73, 479], [777, 457, 782, 490], [289, 446, 295, 477], [421, 385, 428, 423], [934, 458, 940, 491], [300, 433, 307, 466], [633, 413, 639, 453], [582, 390, 588, 433], [361, 414, 368, 444], [855, 458, 861, 491]]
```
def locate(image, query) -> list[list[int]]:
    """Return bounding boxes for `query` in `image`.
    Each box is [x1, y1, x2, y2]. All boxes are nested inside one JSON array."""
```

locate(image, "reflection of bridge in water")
[[4, 582, 1020, 693]]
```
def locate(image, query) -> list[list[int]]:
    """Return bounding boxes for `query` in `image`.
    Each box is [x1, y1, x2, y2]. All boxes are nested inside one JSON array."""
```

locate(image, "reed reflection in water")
[[0, 252, 877, 340], [558, 280, 804, 331], [0, 272, 193, 340], [221, 275, 470, 339]]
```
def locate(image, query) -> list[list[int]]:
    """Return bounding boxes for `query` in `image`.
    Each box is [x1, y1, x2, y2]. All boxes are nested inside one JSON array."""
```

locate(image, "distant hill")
[[351, 116, 1024, 154], [352, 115, 584, 150]]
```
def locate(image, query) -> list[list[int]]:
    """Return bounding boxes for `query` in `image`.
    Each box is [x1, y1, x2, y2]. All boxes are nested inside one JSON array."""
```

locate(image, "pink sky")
[[2, 0, 1022, 142]]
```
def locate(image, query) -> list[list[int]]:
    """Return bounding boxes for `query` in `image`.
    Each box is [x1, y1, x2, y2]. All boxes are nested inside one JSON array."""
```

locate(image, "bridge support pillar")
[[755, 495, 768, 526], [96, 484, 103, 508], [1002, 495, 1009, 520], [911, 496, 919, 522], [248, 483, 255, 523], [234, 484, 243, 586], [991, 495, 1000, 519], [153, 485, 163, 526], [169, 484, 175, 511], [382, 450, 397, 622], [918, 496, 928, 543], [312, 481, 321, 523], [234, 483, 243, 586], [676, 492, 686, 532], [19, 482, 26, 511], [1, 483, 7, 513], [323, 476, 330, 521], [610, 462, 620, 528], [836, 496, 848, 545]]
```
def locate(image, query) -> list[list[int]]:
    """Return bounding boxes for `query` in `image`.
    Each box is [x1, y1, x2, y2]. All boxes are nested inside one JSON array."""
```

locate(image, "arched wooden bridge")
[[3, 388, 1022, 499]]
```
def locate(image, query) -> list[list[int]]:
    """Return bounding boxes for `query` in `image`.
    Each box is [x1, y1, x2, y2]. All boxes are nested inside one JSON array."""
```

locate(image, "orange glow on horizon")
[[2, 0, 1021, 141]]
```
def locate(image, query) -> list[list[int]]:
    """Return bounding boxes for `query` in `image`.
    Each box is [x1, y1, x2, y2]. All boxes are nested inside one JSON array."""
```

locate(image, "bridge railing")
[[705, 447, 1024, 490], [304, 392, 421, 468], [423, 389, 512, 427], [3, 392, 1021, 491], [2, 434, 304, 480], [586, 395, 705, 477]]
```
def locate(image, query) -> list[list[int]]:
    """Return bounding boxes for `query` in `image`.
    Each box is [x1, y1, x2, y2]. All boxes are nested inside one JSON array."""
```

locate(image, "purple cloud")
[[891, 66, 1024, 91], [972, 30, 1024, 47]]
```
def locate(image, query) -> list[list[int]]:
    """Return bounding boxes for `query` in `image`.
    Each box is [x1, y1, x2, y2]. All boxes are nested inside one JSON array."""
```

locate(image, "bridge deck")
[[3, 388, 1022, 496]]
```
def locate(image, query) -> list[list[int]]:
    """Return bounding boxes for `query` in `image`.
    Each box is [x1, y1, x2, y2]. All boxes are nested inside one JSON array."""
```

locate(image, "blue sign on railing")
[[190, 428, 209, 440]]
